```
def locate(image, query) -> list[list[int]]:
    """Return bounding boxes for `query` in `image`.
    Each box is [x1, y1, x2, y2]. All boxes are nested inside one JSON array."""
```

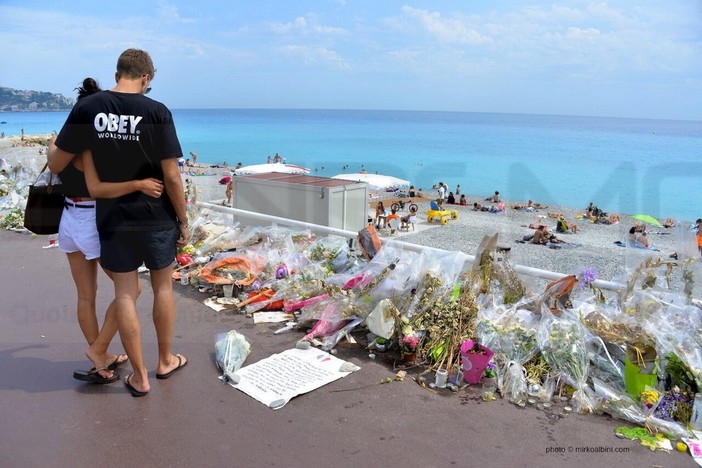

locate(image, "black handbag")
[[23, 164, 65, 235]]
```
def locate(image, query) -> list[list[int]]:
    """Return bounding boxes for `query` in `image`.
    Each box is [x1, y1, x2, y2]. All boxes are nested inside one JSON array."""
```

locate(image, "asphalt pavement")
[[0, 228, 692, 467]]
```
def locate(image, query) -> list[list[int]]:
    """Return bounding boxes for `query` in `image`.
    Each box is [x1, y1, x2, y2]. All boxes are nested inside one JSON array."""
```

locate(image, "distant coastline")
[[0, 86, 74, 112], [0, 109, 71, 113]]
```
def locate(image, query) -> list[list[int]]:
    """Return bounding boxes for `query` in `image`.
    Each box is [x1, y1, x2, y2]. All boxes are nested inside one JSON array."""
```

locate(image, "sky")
[[1, 1, 701, 120]]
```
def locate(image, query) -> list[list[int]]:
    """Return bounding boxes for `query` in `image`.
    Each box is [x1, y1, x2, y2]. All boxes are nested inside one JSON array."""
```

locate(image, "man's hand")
[[177, 223, 190, 247], [137, 178, 164, 198]]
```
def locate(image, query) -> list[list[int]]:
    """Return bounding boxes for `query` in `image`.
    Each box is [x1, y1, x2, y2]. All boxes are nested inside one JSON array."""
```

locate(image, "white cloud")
[[267, 16, 346, 36], [279, 45, 350, 71], [400, 6, 492, 44], [0, 1, 700, 119]]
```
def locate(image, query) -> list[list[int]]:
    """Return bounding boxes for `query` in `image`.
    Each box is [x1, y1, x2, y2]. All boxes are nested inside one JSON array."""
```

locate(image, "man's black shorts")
[[99, 228, 178, 273]]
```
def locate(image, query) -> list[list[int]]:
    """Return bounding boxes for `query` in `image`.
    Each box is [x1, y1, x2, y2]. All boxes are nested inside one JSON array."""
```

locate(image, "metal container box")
[[231, 173, 369, 231]]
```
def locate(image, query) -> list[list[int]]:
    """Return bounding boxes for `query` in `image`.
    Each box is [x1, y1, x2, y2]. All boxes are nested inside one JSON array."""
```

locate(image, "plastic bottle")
[[691, 393, 702, 431], [435, 369, 448, 388]]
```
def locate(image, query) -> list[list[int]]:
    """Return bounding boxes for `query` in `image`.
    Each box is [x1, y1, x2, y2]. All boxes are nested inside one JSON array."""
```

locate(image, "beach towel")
[[613, 240, 660, 251]]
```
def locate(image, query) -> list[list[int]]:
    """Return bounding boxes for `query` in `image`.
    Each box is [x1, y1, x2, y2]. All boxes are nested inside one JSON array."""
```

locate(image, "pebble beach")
[[2, 135, 694, 292]]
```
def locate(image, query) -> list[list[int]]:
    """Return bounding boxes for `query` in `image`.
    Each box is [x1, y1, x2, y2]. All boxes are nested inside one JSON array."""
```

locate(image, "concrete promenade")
[[0, 228, 690, 467]]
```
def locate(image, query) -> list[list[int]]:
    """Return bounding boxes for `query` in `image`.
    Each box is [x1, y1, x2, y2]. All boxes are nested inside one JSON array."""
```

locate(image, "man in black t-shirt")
[[50, 49, 189, 397]]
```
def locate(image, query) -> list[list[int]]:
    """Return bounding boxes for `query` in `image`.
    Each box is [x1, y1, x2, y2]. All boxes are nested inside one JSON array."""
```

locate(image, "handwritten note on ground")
[[228, 347, 359, 409]]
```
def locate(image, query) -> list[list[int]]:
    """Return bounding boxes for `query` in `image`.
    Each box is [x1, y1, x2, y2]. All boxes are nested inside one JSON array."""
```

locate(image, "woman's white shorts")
[[58, 202, 100, 260]]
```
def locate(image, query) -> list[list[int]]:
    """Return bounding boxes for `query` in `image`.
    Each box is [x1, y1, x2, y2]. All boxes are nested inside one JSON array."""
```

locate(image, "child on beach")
[[225, 179, 233, 205], [375, 201, 387, 228], [486, 191, 500, 203]]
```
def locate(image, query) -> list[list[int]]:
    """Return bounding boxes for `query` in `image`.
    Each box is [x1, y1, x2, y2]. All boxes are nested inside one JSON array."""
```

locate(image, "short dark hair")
[[116, 48, 156, 80]]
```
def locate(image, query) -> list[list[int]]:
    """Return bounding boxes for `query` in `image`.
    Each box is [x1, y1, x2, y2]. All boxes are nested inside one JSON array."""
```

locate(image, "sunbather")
[[489, 203, 505, 213], [556, 216, 577, 234], [532, 225, 565, 245]]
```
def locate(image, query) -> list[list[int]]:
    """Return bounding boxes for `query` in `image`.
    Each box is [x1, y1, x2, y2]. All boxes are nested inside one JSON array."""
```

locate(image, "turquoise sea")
[[2, 109, 701, 221]]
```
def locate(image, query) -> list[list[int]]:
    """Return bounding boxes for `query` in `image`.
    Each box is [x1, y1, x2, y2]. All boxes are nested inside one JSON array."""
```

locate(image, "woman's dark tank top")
[[59, 163, 91, 198]]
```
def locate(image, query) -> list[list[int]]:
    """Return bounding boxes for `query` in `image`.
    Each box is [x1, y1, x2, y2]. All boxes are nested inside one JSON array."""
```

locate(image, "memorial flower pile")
[[147, 212, 702, 440]]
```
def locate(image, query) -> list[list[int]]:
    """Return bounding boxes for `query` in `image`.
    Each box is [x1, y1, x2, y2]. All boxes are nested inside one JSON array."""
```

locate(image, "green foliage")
[[666, 353, 699, 393], [0, 208, 25, 229]]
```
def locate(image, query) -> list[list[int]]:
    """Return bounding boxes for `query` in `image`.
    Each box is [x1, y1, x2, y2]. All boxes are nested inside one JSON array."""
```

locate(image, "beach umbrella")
[[233, 162, 310, 176], [631, 214, 662, 228], [331, 173, 410, 191]]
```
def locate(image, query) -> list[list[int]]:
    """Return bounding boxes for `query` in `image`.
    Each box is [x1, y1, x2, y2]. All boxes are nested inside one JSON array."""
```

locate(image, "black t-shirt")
[[55, 90, 182, 231]]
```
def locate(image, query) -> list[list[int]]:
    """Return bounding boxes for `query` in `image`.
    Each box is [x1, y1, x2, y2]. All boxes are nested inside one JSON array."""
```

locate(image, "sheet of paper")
[[203, 297, 228, 312], [228, 347, 358, 409], [683, 437, 702, 467], [253, 312, 294, 323]]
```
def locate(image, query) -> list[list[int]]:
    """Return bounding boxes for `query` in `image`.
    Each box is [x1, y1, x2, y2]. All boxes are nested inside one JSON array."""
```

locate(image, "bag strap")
[[33, 162, 49, 183], [34, 162, 58, 192]]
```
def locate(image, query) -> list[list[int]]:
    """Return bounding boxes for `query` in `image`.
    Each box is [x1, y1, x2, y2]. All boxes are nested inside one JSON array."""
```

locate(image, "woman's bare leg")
[[66, 252, 99, 345]]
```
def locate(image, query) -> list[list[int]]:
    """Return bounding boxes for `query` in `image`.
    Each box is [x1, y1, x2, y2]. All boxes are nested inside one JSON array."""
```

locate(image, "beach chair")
[[426, 200, 458, 225]]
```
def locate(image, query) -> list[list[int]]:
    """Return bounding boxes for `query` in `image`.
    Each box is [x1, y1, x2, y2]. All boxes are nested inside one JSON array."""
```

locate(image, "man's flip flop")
[[124, 374, 148, 398], [156, 354, 188, 380], [73, 367, 119, 385], [107, 354, 129, 371]]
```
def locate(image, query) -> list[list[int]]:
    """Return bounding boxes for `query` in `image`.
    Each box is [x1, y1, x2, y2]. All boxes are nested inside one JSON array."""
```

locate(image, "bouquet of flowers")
[[478, 307, 540, 403], [591, 377, 692, 439], [401, 334, 419, 354], [654, 388, 693, 424], [538, 310, 594, 413]]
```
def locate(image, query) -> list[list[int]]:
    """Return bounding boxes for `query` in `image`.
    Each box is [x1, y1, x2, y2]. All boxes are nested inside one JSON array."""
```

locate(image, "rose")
[[402, 335, 419, 350]]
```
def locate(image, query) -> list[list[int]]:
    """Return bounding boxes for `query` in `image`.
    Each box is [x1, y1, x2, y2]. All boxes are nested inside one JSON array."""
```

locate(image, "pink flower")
[[402, 335, 419, 349]]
